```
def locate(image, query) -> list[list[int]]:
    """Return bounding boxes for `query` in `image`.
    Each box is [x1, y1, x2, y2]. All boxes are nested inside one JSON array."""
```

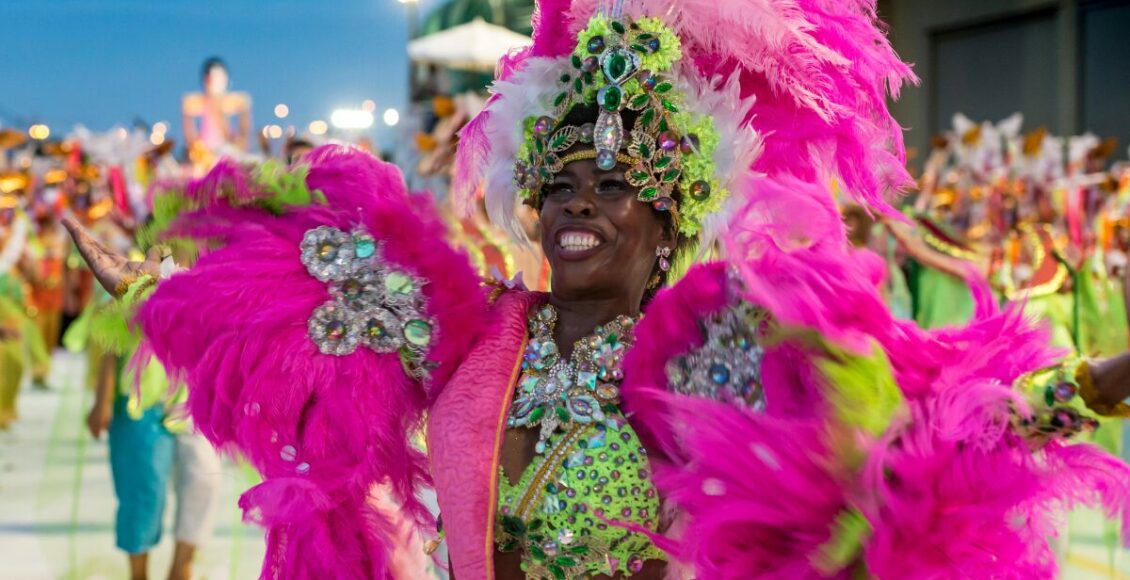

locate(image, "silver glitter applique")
[[664, 302, 767, 411], [300, 225, 437, 376]]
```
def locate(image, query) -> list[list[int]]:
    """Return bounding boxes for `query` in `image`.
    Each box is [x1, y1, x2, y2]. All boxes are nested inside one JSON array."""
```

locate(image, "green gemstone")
[[530, 406, 546, 422], [573, 78, 583, 93], [655, 156, 672, 169], [630, 43, 646, 53], [630, 170, 650, 182], [554, 93, 567, 107], [530, 544, 547, 562], [600, 85, 623, 110], [502, 515, 527, 536], [663, 168, 681, 182], [655, 81, 673, 94], [403, 320, 432, 347], [1044, 386, 1055, 407], [569, 545, 590, 555], [549, 565, 566, 580], [662, 99, 679, 113], [639, 187, 658, 201], [638, 143, 651, 159], [571, 54, 582, 69], [554, 556, 577, 567], [384, 272, 415, 296], [601, 48, 638, 84], [630, 94, 649, 108], [605, 54, 628, 81], [641, 109, 655, 128], [611, 20, 626, 34], [529, 518, 544, 531], [556, 406, 570, 422]]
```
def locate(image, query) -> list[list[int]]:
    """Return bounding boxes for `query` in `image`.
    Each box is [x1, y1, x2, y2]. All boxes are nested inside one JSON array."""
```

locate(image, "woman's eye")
[[597, 180, 629, 195], [545, 183, 574, 197]]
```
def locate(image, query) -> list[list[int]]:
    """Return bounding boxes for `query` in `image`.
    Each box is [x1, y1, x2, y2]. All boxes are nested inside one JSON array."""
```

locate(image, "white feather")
[[478, 56, 567, 242]]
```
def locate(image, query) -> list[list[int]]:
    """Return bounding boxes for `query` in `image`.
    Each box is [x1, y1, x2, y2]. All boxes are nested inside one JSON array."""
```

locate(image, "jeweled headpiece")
[[513, 14, 720, 235], [456, 0, 917, 252]]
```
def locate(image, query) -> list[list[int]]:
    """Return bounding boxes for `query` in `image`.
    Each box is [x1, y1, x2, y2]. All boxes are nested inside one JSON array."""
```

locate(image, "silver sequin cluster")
[[300, 226, 436, 376], [664, 302, 766, 411]]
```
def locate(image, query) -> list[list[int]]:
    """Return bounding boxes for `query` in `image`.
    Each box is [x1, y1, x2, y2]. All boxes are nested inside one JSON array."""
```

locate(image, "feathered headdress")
[[455, 0, 916, 250]]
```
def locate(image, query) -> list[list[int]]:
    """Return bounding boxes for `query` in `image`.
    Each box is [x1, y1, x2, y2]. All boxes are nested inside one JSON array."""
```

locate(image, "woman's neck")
[[548, 293, 641, 358]]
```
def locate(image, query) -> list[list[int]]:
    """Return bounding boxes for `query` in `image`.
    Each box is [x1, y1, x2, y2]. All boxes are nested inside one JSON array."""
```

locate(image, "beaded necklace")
[[507, 304, 638, 454]]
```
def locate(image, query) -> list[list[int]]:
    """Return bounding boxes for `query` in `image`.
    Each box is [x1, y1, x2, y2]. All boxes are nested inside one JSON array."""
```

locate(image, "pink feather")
[[656, 397, 853, 579], [530, 0, 577, 58], [138, 146, 487, 579]]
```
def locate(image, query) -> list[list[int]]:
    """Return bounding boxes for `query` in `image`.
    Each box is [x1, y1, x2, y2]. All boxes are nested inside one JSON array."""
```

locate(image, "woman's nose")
[[562, 187, 596, 217]]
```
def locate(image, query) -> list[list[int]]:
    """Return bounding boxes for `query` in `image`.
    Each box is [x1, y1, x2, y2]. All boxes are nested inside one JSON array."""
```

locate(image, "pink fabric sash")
[[428, 290, 544, 580]]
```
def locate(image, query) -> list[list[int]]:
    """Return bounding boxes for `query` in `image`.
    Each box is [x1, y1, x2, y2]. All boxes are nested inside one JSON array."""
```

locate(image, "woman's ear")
[[659, 213, 678, 248]]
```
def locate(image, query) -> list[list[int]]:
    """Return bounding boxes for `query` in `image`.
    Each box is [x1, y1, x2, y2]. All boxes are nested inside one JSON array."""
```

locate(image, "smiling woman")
[[60, 0, 1130, 579]]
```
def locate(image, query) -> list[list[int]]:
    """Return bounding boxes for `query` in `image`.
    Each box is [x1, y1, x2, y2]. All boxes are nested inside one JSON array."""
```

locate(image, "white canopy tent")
[[407, 17, 532, 72]]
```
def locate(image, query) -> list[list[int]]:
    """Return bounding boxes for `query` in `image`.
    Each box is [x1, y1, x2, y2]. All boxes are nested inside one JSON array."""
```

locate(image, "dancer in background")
[[78, 227, 221, 580], [25, 207, 68, 389], [182, 57, 252, 174], [0, 203, 35, 429]]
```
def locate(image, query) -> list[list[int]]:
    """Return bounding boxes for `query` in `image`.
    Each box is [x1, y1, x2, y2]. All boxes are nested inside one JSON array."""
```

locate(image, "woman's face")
[[539, 157, 672, 304], [204, 66, 229, 95]]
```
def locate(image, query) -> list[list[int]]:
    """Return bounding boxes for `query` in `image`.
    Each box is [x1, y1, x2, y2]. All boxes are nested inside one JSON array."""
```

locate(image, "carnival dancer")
[[0, 204, 34, 429], [77, 231, 222, 580], [182, 57, 252, 174], [66, 1, 1130, 579], [26, 207, 68, 389]]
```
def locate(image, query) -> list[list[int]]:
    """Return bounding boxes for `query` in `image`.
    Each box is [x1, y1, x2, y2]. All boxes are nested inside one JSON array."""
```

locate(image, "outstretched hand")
[[62, 216, 164, 297]]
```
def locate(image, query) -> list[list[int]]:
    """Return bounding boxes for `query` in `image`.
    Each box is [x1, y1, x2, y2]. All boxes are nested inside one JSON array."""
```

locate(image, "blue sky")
[[0, 0, 447, 145]]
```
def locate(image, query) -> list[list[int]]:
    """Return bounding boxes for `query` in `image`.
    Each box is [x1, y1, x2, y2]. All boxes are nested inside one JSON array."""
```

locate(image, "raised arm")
[[882, 216, 985, 280], [61, 216, 163, 299]]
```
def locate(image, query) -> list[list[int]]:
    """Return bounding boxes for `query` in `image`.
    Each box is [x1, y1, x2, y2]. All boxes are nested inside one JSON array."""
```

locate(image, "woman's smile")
[[554, 226, 607, 260]]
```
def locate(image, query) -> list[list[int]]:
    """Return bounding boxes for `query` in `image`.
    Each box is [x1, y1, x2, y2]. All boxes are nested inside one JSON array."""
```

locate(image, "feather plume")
[[138, 146, 487, 579]]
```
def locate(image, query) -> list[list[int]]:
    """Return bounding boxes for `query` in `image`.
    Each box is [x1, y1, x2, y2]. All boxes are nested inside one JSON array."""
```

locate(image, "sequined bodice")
[[497, 410, 664, 578], [495, 304, 665, 578]]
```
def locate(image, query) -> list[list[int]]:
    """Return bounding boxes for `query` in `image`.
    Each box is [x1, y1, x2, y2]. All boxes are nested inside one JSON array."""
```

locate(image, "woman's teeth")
[[559, 232, 601, 251]]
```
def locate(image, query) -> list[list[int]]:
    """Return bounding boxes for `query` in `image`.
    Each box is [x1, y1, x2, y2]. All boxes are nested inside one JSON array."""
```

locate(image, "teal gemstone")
[[354, 236, 376, 258], [521, 375, 541, 393]]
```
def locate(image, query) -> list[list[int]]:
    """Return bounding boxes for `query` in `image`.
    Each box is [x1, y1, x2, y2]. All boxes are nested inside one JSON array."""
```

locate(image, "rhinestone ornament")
[[508, 305, 638, 455], [665, 302, 767, 410], [300, 225, 437, 377]]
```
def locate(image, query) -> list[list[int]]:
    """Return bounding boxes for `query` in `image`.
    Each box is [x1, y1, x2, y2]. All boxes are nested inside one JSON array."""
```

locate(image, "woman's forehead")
[[557, 157, 628, 178]]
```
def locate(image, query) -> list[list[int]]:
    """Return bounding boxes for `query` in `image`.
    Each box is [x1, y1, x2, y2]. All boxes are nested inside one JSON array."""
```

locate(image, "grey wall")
[[1080, 2, 1130, 150], [879, 0, 1130, 164]]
